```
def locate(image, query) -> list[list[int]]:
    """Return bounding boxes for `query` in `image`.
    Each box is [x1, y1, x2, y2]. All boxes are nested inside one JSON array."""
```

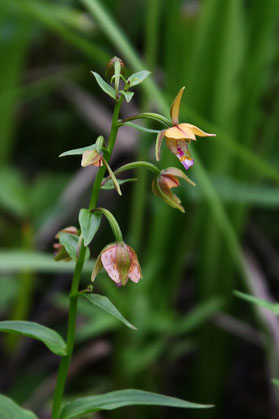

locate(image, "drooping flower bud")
[[105, 56, 125, 80], [91, 241, 142, 287], [81, 150, 103, 168], [152, 168, 195, 213], [54, 226, 78, 261]]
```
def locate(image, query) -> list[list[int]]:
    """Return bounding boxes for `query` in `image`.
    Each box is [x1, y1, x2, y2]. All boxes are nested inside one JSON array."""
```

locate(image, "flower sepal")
[[152, 167, 195, 213]]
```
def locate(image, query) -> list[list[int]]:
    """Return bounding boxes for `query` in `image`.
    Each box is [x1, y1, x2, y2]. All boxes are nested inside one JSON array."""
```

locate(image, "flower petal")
[[81, 150, 103, 167], [170, 87, 185, 125], [156, 176, 185, 213], [179, 123, 215, 137], [176, 147, 194, 171], [165, 125, 196, 141], [155, 130, 166, 161], [162, 167, 196, 187], [127, 246, 142, 283], [101, 245, 121, 285]]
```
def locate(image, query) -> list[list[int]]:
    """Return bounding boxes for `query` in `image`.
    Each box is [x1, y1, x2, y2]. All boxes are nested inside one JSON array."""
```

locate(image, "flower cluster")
[[55, 58, 215, 288]]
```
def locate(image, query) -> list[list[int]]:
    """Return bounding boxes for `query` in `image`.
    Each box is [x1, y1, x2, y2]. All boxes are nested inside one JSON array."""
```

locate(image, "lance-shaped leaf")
[[59, 144, 96, 157], [127, 70, 151, 87], [120, 90, 134, 103], [119, 121, 160, 134], [59, 232, 80, 262], [82, 294, 137, 330], [79, 209, 102, 247], [101, 178, 137, 190], [103, 159, 122, 195], [60, 389, 213, 418], [121, 112, 171, 127], [58, 233, 90, 262], [91, 71, 116, 100], [0, 321, 67, 356], [0, 394, 38, 419]]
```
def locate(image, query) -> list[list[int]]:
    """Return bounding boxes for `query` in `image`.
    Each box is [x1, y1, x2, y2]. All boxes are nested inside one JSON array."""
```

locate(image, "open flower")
[[155, 87, 215, 169], [152, 167, 195, 213], [91, 241, 142, 287], [53, 226, 78, 261], [81, 150, 103, 168]]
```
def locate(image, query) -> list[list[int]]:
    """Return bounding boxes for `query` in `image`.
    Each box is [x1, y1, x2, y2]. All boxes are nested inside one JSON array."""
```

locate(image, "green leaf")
[[118, 121, 160, 134], [59, 232, 79, 262], [272, 378, 279, 387], [120, 90, 134, 103], [58, 233, 91, 263], [91, 71, 116, 100], [0, 320, 67, 356], [59, 144, 96, 157], [234, 291, 279, 315], [0, 394, 38, 419], [82, 294, 137, 330], [122, 112, 171, 127], [127, 70, 151, 87], [79, 209, 102, 247], [60, 389, 213, 418], [101, 178, 137, 190]]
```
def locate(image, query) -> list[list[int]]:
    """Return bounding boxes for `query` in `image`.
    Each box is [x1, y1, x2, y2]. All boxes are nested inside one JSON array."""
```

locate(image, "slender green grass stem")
[[51, 96, 123, 419]]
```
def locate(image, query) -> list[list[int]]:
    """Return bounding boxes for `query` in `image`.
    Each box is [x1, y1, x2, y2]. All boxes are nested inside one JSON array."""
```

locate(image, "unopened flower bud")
[[105, 56, 125, 80], [91, 241, 142, 287]]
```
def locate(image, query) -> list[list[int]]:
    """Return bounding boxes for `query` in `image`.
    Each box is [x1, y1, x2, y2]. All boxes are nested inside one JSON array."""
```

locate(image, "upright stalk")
[[51, 96, 123, 419]]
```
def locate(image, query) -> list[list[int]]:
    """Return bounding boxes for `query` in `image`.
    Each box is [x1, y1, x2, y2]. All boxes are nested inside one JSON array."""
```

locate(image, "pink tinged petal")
[[162, 167, 196, 187], [161, 174, 180, 189], [155, 130, 166, 161], [180, 123, 216, 137], [101, 246, 121, 286], [157, 176, 185, 213], [170, 86, 185, 125], [127, 246, 142, 283]]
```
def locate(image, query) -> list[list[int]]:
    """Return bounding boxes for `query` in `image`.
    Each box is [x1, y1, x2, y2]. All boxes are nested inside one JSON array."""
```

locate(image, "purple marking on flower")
[[176, 147, 194, 170]]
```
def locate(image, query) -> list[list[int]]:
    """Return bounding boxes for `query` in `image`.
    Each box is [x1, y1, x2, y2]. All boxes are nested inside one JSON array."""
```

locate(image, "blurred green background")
[[1, 0, 279, 417]]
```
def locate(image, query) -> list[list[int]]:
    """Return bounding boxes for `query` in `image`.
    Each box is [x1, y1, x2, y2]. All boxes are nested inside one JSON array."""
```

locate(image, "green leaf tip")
[[91, 71, 116, 100], [82, 293, 137, 330], [60, 389, 213, 418], [0, 320, 67, 356]]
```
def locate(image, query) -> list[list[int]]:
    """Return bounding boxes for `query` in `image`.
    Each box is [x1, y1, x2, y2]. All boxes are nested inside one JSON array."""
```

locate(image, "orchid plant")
[[0, 57, 215, 418]]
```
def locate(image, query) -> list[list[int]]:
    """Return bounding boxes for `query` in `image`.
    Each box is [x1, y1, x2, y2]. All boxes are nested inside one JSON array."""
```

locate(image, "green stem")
[[51, 95, 123, 418], [51, 245, 86, 419], [89, 96, 123, 209]]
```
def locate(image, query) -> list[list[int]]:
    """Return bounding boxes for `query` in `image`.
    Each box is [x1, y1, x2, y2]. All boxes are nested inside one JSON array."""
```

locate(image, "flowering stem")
[[51, 95, 123, 418], [89, 96, 124, 209]]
